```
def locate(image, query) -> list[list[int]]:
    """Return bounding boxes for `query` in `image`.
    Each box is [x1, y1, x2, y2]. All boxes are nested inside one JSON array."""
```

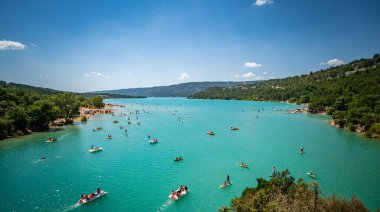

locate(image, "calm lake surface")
[[1, 98, 379, 211]]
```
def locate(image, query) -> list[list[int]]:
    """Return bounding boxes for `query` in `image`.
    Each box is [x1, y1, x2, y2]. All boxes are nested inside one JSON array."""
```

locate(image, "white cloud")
[[31, 43, 38, 47], [320, 58, 345, 66], [254, 0, 274, 6], [244, 61, 262, 68], [233, 72, 262, 80], [39, 74, 49, 78], [83, 71, 110, 79], [177, 72, 190, 80], [263, 71, 268, 75], [0, 40, 27, 50], [127, 72, 132, 75]]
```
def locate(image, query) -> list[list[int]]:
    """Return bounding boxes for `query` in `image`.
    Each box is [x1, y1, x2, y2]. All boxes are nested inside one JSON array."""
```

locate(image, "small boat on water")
[[93, 127, 102, 132], [307, 171, 317, 179], [230, 127, 239, 130], [77, 189, 107, 205], [219, 182, 232, 188], [113, 120, 119, 123], [149, 138, 158, 144], [46, 138, 57, 143], [169, 186, 189, 201], [174, 156, 183, 161], [207, 131, 215, 135], [238, 162, 249, 168], [107, 135, 112, 139], [89, 147, 103, 153]]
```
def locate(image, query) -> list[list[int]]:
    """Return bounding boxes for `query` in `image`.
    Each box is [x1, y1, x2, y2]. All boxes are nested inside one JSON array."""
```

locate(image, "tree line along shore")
[[0, 85, 108, 140], [189, 54, 380, 139], [219, 170, 372, 212]]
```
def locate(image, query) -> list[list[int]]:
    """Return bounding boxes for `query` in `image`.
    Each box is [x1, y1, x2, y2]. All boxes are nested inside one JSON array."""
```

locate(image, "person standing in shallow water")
[[226, 174, 230, 184]]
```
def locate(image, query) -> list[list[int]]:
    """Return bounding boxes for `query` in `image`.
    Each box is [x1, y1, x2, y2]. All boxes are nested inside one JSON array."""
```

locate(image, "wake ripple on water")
[[157, 199, 173, 211], [62, 203, 79, 212], [58, 133, 71, 140]]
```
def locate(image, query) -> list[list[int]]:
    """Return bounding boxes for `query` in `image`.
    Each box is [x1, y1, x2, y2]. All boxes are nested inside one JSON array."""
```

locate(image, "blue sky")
[[1, 0, 380, 92]]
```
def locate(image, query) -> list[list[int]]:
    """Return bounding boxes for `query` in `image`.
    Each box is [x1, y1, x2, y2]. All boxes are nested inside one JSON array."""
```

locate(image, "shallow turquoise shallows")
[[1, 98, 380, 211]]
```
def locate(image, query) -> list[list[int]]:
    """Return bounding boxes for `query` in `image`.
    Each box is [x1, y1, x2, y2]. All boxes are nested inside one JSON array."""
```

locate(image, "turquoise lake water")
[[1, 98, 380, 211]]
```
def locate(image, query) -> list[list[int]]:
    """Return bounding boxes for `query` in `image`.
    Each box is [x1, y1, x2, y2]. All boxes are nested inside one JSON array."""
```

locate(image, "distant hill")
[[95, 81, 259, 97], [0, 81, 143, 99], [189, 54, 380, 138], [0, 81, 63, 95]]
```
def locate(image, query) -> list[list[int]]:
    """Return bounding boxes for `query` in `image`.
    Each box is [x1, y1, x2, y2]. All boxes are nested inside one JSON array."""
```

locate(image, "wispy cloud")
[[177, 72, 190, 80], [263, 71, 268, 75], [320, 58, 345, 66], [254, 0, 274, 6], [244, 61, 262, 68], [39, 74, 50, 78], [233, 72, 261, 80], [31, 43, 38, 47], [83, 71, 110, 79], [0, 40, 27, 50]]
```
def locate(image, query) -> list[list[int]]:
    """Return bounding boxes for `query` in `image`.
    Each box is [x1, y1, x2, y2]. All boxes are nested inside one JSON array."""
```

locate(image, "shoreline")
[[0, 104, 123, 141]]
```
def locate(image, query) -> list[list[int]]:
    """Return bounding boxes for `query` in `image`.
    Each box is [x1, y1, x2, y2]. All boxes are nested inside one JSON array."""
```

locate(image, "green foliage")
[[28, 100, 58, 130], [53, 92, 80, 124], [81, 116, 88, 122], [0, 83, 107, 140], [190, 54, 380, 137], [221, 170, 370, 212], [81, 95, 105, 108]]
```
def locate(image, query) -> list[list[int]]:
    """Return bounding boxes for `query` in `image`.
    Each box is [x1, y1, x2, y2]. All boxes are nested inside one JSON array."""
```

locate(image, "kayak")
[[239, 163, 249, 168], [77, 190, 107, 205], [307, 172, 317, 179], [219, 182, 232, 188], [169, 187, 189, 201], [207, 131, 215, 135], [89, 148, 103, 153], [230, 127, 239, 130], [149, 139, 158, 144], [174, 157, 183, 161]]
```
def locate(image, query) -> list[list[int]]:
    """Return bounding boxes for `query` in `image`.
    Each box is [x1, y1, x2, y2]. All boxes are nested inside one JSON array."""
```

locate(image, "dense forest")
[[0, 83, 105, 140], [189, 54, 380, 138], [219, 170, 370, 212], [96, 81, 259, 97], [0, 81, 144, 99]]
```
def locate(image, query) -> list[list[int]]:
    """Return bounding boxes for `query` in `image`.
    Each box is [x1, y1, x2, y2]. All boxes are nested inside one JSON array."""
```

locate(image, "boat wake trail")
[[62, 203, 78, 212], [157, 200, 173, 211], [58, 134, 70, 139]]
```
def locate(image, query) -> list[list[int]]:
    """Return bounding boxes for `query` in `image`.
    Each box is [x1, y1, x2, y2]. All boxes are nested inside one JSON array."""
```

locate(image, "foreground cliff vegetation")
[[190, 54, 380, 138], [219, 170, 370, 212], [0, 83, 104, 140]]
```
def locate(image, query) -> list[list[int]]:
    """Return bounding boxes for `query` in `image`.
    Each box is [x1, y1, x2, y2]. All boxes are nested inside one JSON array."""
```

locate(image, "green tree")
[[6, 106, 29, 131], [53, 92, 80, 124], [28, 100, 58, 130]]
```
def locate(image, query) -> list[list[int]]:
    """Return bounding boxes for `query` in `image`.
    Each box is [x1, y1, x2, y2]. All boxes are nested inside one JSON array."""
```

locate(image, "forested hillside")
[[96, 81, 258, 97], [0, 83, 104, 140], [189, 54, 380, 138], [219, 170, 370, 212]]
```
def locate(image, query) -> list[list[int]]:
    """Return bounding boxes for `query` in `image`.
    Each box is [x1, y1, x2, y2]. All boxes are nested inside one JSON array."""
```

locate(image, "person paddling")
[[272, 166, 277, 177], [226, 174, 230, 184]]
